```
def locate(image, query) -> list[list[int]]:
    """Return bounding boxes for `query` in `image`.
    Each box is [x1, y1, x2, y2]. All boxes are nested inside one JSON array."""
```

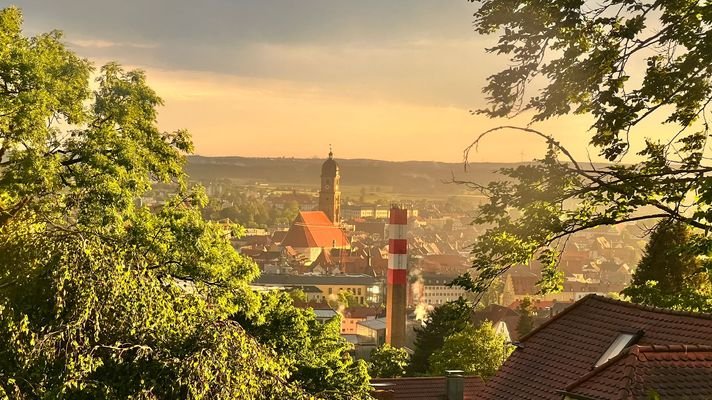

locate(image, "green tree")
[[429, 321, 512, 379], [454, 1, 712, 295], [329, 290, 357, 309], [0, 7, 310, 398], [288, 287, 308, 303], [474, 276, 503, 308], [368, 344, 410, 378], [233, 291, 371, 399], [515, 297, 536, 338], [622, 220, 712, 311], [410, 298, 472, 375]]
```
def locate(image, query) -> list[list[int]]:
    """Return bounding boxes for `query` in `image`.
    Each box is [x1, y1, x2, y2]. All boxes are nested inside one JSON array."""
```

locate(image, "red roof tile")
[[563, 344, 712, 400], [481, 295, 712, 400], [281, 211, 349, 248], [371, 376, 485, 400]]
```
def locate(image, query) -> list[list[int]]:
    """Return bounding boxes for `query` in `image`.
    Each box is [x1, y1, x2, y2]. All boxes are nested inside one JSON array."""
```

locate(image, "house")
[[286, 285, 323, 302], [561, 344, 712, 399], [356, 317, 386, 346], [340, 306, 383, 334], [252, 273, 382, 304], [471, 304, 520, 342], [372, 374, 485, 400], [480, 295, 712, 399], [411, 273, 471, 306]]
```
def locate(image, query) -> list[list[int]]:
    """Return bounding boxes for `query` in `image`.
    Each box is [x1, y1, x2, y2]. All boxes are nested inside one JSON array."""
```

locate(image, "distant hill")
[[185, 156, 520, 195]]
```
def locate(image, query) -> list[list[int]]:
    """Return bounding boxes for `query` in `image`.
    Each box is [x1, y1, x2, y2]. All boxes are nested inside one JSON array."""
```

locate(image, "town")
[[4, 1, 712, 399], [151, 151, 646, 360]]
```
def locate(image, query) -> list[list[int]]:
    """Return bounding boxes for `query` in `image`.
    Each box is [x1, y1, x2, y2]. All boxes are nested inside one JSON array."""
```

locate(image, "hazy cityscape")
[[3, 1, 712, 399]]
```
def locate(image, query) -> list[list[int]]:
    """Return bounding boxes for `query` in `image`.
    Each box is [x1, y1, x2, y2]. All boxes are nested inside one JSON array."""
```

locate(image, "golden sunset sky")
[[13, 1, 673, 162]]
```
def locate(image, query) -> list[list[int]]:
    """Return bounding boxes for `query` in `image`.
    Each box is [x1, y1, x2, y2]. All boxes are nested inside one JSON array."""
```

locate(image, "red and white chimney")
[[386, 205, 408, 348]]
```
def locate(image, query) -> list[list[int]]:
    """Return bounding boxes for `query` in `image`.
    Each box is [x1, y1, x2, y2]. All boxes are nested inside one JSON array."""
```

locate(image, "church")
[[280, 150, 350, 265]]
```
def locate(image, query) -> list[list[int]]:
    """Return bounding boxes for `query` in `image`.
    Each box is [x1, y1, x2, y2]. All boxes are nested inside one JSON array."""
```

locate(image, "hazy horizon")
[[12, 1, 675, 163]]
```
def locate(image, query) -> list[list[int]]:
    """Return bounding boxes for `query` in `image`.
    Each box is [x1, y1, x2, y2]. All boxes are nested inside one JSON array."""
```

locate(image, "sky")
[[10, 1, 661, 162]]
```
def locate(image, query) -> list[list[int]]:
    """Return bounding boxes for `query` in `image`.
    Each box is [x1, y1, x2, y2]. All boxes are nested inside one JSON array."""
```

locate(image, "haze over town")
[[15, 0, 672, 163], [4, 2, 712, 399]]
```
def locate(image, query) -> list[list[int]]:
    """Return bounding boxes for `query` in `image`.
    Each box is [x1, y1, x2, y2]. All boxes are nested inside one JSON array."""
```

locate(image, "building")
[[318, 149, 341, 224], [356, 317, 386, 346], [280, 211, 350, 263], [480, 295, 712, 399], [344, 204, 420, 221], [252, 273, 382, 304], [372, 375, 485, 400], [340, 306, 383, 334], [562, 344, 712, 400], [411, 273, 470, 306], [343, 204, 376, 219]]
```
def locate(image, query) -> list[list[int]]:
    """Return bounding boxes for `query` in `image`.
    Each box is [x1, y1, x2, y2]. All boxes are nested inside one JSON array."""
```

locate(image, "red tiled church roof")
[[481, 295, 712, 400], [281, 211, 349, 248], [563, 344, 712, 400]]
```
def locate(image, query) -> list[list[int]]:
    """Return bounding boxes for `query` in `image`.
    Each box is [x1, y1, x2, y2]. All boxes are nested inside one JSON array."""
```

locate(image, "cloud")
[[14, 0, 617, 162], [68, 38, 157, 50]]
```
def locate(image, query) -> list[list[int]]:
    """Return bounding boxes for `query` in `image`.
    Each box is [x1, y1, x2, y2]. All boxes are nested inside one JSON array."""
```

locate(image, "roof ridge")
[[620, 347, 639, 400], [589, 295, 712, 320], [562, 344, 639, 395], [518, 294, 596, 342], [563, 343, 712, 398], [634, 344, 712, 355], [522, 294, 712, 344]]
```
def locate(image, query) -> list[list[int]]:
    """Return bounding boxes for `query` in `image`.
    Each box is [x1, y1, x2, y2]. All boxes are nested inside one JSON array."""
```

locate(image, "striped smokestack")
[[386, 205, 408, 348]]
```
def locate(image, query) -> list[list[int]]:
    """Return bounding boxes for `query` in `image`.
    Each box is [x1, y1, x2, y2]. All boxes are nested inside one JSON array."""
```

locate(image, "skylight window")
[[594, 333, 637, 367]]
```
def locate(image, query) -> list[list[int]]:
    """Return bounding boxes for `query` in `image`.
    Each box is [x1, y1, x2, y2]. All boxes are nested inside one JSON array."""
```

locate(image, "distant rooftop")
[[357, 317, 386, 331], [254, 273, 379, 286], [313, 309, 338, 320]]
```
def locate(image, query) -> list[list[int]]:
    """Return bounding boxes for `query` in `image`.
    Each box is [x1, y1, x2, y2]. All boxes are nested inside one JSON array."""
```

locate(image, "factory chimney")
[[386, 205, 408, 348]]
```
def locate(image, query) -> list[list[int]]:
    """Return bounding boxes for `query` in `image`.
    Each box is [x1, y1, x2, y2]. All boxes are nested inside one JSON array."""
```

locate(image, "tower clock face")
[[325, 184, 330, 190]]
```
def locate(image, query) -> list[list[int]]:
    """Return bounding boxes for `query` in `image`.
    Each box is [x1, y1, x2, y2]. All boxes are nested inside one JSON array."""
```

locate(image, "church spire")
[[319, 147, 341, 225]]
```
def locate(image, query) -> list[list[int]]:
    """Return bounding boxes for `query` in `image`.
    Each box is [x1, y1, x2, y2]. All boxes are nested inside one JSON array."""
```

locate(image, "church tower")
[[319, 148, 341, 224]]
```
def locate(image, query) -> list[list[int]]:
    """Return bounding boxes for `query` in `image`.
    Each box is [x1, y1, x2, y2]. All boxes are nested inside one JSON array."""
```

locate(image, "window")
[[328, 288, 333, 295], [357, 288, 362, 295], [595, 333, 637, 367]]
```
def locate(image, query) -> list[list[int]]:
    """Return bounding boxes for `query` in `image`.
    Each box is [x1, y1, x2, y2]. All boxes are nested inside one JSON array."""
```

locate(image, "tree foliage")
[[368, 344, 410, 379], [456, 0, 712, 295], [202, 195, 299, 229], [0, 7, 345, 398], [233, 291, 371, 400], [515, 297, 536, 338], [409, 299, 472, 375], [622, 220, 712, 311], [428, 321, 512, 379]]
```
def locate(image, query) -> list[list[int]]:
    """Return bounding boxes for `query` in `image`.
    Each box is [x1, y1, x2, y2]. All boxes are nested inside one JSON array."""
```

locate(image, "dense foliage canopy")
[[409, 299, 472, 375], [0, 7, 368, 399], [233, 291, 371, 399], [428, 321, 512, 379], [515, 297, 535, 338], [367, 344, 410, 379], [202, 195, 299, 229], [622, 220, 712, 311], [457, 0, 712, 295]]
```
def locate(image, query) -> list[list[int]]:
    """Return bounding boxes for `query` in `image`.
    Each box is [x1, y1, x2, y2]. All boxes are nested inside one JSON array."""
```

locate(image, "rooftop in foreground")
[[481, 294, 712, 400]]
